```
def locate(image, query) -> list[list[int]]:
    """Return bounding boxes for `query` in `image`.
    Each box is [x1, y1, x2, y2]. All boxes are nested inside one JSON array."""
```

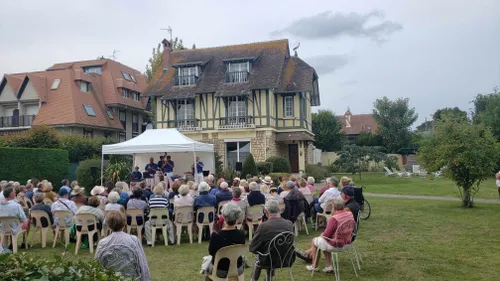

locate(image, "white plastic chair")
[[304, 194, 313, 205], [311, 219, 358, 281], [384, 167, 394, 177], [251, 231, 296, 281], [196, 206, 215, 243], [0, 216, 28, 253], [205, 244, 247, 281], [174, 205, 194, 245], [101, 210, 112, 238], [294, 212, 309, 236], [126, 209, 145, 242], [52, 210, 73, 248], [245, 205, 264, 240], [73, 213, 100, 255], [30, 210, 53, 248], [315, 200, 333, 231], [149, 208, 170, 247]]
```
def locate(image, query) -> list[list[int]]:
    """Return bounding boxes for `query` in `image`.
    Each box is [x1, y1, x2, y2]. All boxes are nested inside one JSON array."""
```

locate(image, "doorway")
[[288, 144, 299, 173]]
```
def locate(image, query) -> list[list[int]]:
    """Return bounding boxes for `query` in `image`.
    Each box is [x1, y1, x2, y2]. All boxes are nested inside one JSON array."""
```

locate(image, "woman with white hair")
[[174, 185, 194, 207], [205, 203, 245, 279], [307, 177, 316, 192], [105, 191, 123, 211], [114, 182, 130, 205]]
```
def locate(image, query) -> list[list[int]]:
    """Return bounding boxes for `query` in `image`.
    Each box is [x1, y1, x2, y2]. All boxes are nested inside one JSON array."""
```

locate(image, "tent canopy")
[[102, 129, 214, 155]]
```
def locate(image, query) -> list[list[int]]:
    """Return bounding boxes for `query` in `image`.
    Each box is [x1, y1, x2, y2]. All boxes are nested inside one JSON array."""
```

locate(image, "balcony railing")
[[175, 75, 198, 86], [225, 71, 249, 83], [217, 116, 255, 130], [167, 119, 202, 131], [0, 115, 36, 128]]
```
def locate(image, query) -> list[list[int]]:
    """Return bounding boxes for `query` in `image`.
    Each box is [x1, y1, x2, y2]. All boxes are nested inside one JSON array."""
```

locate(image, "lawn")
[[20, 197, 500, 281], [334, 172, 500, 199]]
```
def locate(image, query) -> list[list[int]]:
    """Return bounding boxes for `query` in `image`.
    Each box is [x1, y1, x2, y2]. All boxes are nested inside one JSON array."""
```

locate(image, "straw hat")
[[90, 185, 105, 196], [263, 176, 273, 185], [71, 185, 85, 196]]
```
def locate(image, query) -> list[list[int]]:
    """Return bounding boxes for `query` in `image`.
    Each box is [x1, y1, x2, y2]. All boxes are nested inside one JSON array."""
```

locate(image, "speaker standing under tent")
[[235, 162, 243, 172]]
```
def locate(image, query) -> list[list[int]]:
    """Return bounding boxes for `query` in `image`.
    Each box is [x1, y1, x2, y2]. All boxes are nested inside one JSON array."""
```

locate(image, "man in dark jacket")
[[282, 181, 308, 223], [250, 200, 295, 281], [247, 182, 266, 206], [341, 186, 360, 222]]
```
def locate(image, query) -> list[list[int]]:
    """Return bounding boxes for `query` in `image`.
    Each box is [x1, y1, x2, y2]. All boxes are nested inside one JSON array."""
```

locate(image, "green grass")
[[334, 172, 500, 199], [20, 197, 500, 281]]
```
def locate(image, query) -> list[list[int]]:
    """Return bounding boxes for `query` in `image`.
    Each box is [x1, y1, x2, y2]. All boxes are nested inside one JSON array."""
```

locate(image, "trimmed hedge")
[[265, 156, 291, 173], [305, 164, 330, 181], [241, 153, 258, 178], [0, 147, 69, 187], [256, 162, 273, 175], [77, 159, 106, 193]]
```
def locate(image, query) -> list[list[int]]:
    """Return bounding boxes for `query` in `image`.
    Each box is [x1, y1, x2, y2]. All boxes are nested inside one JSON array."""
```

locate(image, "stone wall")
[[202, 132, 225, 165], [251, 130, 279, 162], [305, 141, 313, 165]]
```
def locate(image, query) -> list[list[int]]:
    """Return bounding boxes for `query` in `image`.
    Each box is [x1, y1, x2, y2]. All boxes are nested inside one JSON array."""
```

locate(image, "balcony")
[[217, 116, 255, 130], [225, 71, 249, 83], [0, 115, 36, 128], [175, 75, 198, 86], [168, 119, 202, 131]]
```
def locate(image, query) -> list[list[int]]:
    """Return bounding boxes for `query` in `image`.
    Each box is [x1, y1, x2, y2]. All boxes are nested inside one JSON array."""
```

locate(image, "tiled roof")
[[147, 39, 319, 101], [337, 112, 377, 136], [2, 59, 146, 130]]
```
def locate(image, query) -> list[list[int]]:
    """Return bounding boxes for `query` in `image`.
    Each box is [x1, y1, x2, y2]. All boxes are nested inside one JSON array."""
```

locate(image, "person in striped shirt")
[[145, 184, 174, 245]]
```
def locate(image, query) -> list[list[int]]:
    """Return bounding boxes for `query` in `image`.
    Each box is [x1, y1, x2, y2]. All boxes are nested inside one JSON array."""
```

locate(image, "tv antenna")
[[292, 42, 300, 57], [111, 49, 120, 60], [160, 26, 173, 42]]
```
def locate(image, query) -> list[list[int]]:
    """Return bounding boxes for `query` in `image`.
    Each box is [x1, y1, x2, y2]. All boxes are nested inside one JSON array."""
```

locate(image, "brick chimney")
[[162, 39, 172, 70]]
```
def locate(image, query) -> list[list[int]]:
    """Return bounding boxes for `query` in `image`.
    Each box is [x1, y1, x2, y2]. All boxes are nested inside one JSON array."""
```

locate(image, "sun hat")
[[71, 185, 85, 196], [90, 185, 105, 196], [263, 176, 273, 185]]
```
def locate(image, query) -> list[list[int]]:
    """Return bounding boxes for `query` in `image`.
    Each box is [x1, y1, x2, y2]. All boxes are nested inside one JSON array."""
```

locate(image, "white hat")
[[90, 185, 105, 196]]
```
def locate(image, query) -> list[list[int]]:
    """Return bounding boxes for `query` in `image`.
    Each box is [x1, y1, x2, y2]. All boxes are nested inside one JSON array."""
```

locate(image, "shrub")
[[0, 147, 69, 188], [256, 162, 273, 175], [60, 135, 116, 163], [305, 164, 329, 181], [268, 173, 290, 185], [214, 152, 224, 178], [0, 252, 129, 280], [241, 153, 258, 177], [77, 159, 106, 192], [105, 161, 132, 183], [5, 125, 60, 149], [219, 168, 237, 182], [265, 156, 291, 173]]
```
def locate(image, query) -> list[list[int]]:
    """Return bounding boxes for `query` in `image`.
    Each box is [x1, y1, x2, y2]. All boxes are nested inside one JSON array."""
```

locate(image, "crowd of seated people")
[[0, 172, 361, 279]]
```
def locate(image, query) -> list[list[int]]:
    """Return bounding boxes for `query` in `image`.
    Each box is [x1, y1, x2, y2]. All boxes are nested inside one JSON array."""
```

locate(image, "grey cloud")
[[306, 54, 350, 75], [339, 80, 358, 87], [271, 10, 403, 43]]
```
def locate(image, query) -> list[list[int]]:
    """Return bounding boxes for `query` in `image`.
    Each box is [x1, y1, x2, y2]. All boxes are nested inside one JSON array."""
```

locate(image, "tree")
[[433, 107, 468, 122], [415, 120, 433, 132], [241, 153, 257, 177], [145, 37, 192, 82], [335, 145, 388, 180], [311, 109, 345, 151], [355, 132, 384, 147], [472, 90, 500, 141], [372, 97, 418, 153], [418, 116, 499, 208]]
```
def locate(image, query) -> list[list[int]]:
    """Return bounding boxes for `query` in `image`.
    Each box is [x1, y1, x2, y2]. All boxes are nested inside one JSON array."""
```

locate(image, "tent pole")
[[100, 153, 104, 186], [193, 148, 198, 183]]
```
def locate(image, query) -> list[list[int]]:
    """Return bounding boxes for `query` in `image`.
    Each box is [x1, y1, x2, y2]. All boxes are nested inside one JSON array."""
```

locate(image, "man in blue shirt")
[[192, 156, 204, 184], [145, 157, 158, 185], [164, 155, 175, 182], [131, 166, 142, 181], [157, 155, 165, 171]]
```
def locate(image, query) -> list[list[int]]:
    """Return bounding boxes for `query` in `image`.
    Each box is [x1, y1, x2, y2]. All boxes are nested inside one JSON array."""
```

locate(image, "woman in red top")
[[299, 198, 355, 272]]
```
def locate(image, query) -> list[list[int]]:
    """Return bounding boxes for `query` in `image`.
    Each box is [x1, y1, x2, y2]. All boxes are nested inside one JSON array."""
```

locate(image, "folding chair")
[[52, 210, 73, 248], [30, 210, 53, 248], [251, 231, 296, 281], [126, 209, 145, 242], [205, 244, 247, 281], [0, 216, 28, 254], [74, 213, 100, 255]]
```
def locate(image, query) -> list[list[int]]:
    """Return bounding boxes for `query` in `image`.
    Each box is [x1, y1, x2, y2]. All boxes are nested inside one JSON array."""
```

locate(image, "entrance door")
[[288, 144, 299, 173]]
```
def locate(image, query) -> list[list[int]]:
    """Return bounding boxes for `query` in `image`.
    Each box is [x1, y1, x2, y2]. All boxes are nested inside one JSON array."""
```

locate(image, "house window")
[[104, 131, 113, 139], [176, 99, 195, 127], [133, 92, 140, 101], [119, 132, 126, 142], [284, 96, 294, 117], [176, 66, 199, 86], [83, 129, 93, 138], [130, 74, 137, 83], [106, 109, 114, 119], [132, 113, 139, 133], [122, 88, 130, 98], [80, 81, 90, 92], [83, 105, 95, 116], [226, 62, 249, 83], [51, 79, 61, 90], [119, 110, 126, 129], [226, 96, 247, 125], [83, 66, 102, 74], [226, 141, 251, 169], [122, 71, 131, 81]]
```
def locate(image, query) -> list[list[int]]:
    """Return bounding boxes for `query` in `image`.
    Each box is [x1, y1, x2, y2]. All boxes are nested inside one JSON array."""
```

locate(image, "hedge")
[[265, 156, 291, 173], [241, 153, 258, 178], [256, 162, 273, 175], [77, 159, 106, 193], [305, 164, 330, 181], [0, 147, 69, 188]]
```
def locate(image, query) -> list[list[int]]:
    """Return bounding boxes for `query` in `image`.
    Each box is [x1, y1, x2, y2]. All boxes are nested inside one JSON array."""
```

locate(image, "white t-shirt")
[[496, 180, 500, 188]]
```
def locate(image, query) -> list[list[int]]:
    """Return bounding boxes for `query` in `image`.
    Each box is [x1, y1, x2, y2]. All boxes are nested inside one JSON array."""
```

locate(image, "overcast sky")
[[1, 0, 499, 126]]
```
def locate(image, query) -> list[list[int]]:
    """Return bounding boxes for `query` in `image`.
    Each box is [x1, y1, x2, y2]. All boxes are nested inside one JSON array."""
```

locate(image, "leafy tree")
[[433, 107, 468, 122], [311, 109, 345, 151], [335, 145, 388, 180], [418, 116, 499, 208], [472, 90, 500, 141], [241, 153, 258, 177], [416, 120, 433, 132], [372, 97, 418, 153], [214, 152, 223, 178], [355, 132, 384, 147]]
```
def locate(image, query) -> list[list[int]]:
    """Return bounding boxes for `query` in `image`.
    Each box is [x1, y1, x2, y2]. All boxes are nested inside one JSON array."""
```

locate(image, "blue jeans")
[[313, 203, 323, 220]]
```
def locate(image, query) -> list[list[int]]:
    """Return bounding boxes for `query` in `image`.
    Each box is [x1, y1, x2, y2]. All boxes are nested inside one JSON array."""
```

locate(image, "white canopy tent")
[[101, 129, 214, 184]]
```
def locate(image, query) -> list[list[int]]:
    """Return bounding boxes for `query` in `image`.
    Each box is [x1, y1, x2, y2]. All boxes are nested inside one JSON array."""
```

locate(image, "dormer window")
[[175, 66, 199, 86], [80, 81, 90, 92], [122, 88, 131, 98], [122, 71, 131, 81], [226, 61, 250, 83], [133, 92, 140, 101], [83, 66, 102, 74]]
